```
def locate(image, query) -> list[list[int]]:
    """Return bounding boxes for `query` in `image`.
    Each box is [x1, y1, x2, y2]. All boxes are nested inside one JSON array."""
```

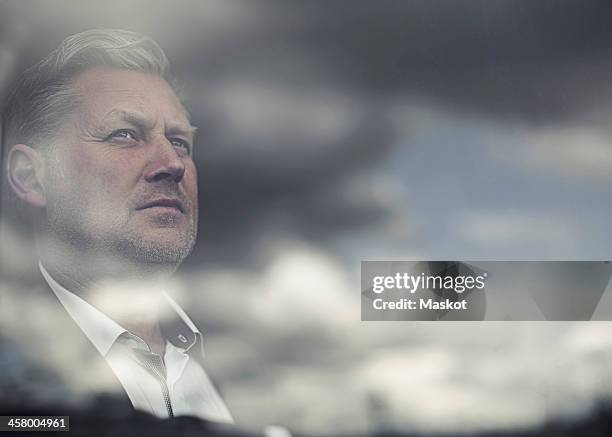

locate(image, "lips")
[[136, 198, 185, 213]]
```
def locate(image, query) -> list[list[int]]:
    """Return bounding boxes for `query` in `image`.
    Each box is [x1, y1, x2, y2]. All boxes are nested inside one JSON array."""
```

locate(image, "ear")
[[7, 144, 48, 208]]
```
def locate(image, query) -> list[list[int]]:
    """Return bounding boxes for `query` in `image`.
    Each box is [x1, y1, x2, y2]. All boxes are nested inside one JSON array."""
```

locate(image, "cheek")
[[72, 153, 116, 185], [51, 149, 135, 206], [184, 164, 199, 200]]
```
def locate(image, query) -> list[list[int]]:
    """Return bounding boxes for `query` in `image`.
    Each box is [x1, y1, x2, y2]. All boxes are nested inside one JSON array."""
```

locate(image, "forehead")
[[70, 67, 190, 126]]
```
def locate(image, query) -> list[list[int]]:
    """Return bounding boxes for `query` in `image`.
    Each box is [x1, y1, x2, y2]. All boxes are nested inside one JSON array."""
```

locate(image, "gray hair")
[[2, 28, 175, 154]]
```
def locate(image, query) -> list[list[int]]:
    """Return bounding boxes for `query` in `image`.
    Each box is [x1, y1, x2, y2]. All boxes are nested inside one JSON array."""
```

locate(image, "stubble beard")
[[45, 195, 198, 276], [115, 221, 198, 269]]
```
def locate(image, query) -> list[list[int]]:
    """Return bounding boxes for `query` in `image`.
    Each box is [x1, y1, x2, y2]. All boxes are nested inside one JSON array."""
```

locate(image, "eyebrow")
[[167, 125, 198, 138], [102, 109, 198, 137]]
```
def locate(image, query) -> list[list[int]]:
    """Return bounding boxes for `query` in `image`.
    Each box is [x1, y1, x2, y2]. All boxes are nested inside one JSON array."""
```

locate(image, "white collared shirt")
[[39, 263, 234, 424]]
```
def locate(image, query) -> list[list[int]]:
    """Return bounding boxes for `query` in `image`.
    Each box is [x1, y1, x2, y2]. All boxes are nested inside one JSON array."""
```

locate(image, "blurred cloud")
[[455, 210, 579, 254], [170, 241, 612, 432], [203, 80, 364, 151], [486, 125, 612, 182]]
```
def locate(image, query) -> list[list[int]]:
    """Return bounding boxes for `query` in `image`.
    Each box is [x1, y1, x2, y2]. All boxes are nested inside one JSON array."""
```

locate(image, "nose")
[[144, 137, 185, 184]]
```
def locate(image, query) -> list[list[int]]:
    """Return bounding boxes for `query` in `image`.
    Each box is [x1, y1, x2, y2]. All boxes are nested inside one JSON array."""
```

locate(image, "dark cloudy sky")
[[3, 1, 612, 434]]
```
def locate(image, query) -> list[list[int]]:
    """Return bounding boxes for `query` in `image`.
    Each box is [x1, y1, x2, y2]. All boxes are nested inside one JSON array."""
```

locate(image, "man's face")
[[44, 68, 198, 268]]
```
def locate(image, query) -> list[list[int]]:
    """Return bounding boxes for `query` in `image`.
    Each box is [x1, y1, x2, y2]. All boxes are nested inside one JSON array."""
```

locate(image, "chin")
[[131, 244, 193, 266], [115, 232, 196, 267]]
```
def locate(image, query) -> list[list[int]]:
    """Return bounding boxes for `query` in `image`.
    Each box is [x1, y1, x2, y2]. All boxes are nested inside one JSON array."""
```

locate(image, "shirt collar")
[[159, 290, 204, 355], [39, 262, 203, 357]]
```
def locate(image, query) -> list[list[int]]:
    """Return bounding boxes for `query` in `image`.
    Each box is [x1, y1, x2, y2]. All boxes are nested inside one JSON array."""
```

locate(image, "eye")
[[170, 138, 191, 154], [106, 129, 139, 142]]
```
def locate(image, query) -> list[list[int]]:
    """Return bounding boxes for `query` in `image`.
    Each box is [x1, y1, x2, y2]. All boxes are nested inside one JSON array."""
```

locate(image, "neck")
[[38, 234, 175, 355]]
